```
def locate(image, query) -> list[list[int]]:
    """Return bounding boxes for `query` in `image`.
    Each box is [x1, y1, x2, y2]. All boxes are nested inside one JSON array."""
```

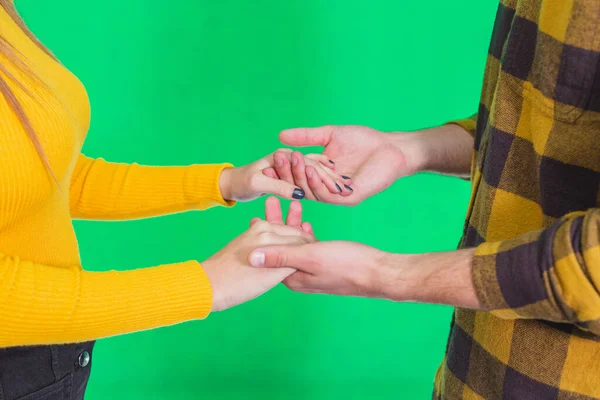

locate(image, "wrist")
[[219, 167, 234, 201], [389, 124, 474, 176], [375, 252, 421, 301], [378, 249, 480, 308], [387, 131, 430, 175]]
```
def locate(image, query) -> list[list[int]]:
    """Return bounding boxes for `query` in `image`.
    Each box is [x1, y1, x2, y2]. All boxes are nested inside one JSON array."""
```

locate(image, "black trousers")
[[0, 342, 95, 400]]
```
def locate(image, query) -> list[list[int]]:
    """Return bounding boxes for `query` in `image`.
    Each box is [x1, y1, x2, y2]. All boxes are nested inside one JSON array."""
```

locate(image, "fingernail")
[[250, 251, 265, 267], [344, 185, 353, 191], [306, 168, 314, 179], [342, 175, 351, 180], [335, 183, 342, 193], [329, 160, 335, 164], [292, 155, 298, 166], [292, 188, 305, 199], [275, 156, 284, 167]]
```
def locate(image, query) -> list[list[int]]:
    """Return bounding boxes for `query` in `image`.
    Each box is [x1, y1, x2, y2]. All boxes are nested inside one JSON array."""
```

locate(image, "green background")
[[19, 1, 496, 398]]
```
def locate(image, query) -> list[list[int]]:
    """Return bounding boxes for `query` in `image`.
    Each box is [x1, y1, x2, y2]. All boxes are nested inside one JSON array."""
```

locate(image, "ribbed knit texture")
[[0, 5, 233, 347]]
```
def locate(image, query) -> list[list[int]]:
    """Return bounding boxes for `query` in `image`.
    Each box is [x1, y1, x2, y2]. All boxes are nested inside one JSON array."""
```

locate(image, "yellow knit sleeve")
[[0, 254, 213, 347], [69, 154, 235, 220]]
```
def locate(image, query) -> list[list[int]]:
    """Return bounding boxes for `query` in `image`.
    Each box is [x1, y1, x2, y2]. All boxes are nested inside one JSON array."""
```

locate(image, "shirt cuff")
[[446, 115, 478, 138]]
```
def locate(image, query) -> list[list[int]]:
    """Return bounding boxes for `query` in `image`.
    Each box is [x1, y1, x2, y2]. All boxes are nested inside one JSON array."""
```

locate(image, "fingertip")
[[290, 199, 302, 211], [278, 129, 291, 140], [292, 188, 305, 200], [279, 129, 300, 146], [274, 152, 287, 167], [250, 217, 262, 226], [306, 165, 316, 179], [265, 196, 284, 224], [266, 196, 279, 205], [291, 151, 300, 167], [301, 221, 314, 235], [286, 199, 303, 227]]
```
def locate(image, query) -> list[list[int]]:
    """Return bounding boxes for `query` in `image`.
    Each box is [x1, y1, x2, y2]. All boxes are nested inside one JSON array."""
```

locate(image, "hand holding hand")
[[202, 197, 316, 311], [219, 151, 348, 202], [263, 149, 355, 202], [249, 240, 390, 298]]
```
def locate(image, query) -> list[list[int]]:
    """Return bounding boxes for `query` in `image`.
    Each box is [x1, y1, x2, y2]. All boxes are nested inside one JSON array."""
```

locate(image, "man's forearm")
[[390, 125, 474, 178], [378, 248, 482, 309]]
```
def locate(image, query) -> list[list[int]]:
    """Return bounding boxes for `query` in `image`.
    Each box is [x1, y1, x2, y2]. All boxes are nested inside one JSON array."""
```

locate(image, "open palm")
[[279, 125, 411, 205]]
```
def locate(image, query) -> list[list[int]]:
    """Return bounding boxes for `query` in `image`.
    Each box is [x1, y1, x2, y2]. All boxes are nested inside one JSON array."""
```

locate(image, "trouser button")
[[78, 351, 90, 368]]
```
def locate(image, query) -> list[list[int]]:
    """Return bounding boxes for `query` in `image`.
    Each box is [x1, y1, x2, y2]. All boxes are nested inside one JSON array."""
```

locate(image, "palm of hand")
[[314, 126, 407, 205]]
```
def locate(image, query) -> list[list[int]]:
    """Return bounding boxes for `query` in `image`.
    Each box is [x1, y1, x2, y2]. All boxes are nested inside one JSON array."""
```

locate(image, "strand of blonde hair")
[[0, 0, 58, 181]]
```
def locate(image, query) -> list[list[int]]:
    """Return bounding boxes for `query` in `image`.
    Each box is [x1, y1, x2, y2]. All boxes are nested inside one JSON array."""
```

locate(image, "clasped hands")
[[202, 195, 391, 311], [203, 124, 419, 311]]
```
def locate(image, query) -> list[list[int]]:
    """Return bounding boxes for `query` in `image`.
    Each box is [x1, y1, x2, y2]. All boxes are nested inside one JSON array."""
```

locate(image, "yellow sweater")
[[0, 5, 233, 347]]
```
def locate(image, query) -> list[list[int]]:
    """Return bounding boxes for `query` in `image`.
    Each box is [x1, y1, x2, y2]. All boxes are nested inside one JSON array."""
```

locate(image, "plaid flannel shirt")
[[433, 0, 600, 398]]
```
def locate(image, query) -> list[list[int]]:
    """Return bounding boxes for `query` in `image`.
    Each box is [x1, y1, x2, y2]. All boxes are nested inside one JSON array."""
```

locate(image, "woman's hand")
[[219, 150, 351, 202], [263, 149, 354, 202], [201, 197, 316, 311]]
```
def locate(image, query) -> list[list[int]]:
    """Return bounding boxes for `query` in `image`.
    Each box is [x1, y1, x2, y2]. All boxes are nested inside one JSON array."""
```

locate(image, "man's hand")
[[276, 125, 414, 205], [248, 240, 390, 297], [248, 241, 481, 309], [269, 124, 474, 205]]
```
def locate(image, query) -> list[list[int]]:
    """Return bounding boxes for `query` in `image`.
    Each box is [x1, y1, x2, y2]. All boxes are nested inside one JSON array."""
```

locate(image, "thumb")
[[279, 126, 333, 147], [254, 174, 305, 200], [249, 245, 309, 270]]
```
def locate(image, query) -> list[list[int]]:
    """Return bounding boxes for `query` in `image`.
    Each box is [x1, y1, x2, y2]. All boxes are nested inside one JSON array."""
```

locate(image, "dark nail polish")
[[335, 183, 342, 193], [329, 160, 335, 164], [342, 175, 351, 180], [344, 185, 353, 191], [292, 188, 305, 199]]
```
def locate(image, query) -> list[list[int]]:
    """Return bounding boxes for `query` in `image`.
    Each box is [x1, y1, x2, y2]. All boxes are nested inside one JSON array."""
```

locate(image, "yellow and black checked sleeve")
[[448, 113, 478, 138], [473, 208, 600, 335]]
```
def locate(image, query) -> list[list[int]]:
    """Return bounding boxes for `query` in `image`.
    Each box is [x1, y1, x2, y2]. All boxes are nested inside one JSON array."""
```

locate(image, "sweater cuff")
[[183, 164, 236, 209]]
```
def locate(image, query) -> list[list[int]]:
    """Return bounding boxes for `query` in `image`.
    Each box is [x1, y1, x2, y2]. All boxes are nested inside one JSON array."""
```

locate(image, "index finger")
[[286, 200, 303, 227], [265, 196, 284, 224]]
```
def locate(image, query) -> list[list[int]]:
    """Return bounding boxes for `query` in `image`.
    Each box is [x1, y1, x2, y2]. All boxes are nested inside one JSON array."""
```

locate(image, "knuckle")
[[259, 232, 275, 245], [253, 220, 270, 232], [248, 173, 262, 189], [276, 252, 288, 268]]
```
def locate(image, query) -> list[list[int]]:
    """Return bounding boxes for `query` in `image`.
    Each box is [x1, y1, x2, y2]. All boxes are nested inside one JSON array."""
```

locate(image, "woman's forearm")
[[0, 254, 212, 347], [69, 154, 234, 220]]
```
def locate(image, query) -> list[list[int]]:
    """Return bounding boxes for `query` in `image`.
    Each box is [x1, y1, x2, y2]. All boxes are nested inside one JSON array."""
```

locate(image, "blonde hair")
[[0, 0, 57, 179]]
